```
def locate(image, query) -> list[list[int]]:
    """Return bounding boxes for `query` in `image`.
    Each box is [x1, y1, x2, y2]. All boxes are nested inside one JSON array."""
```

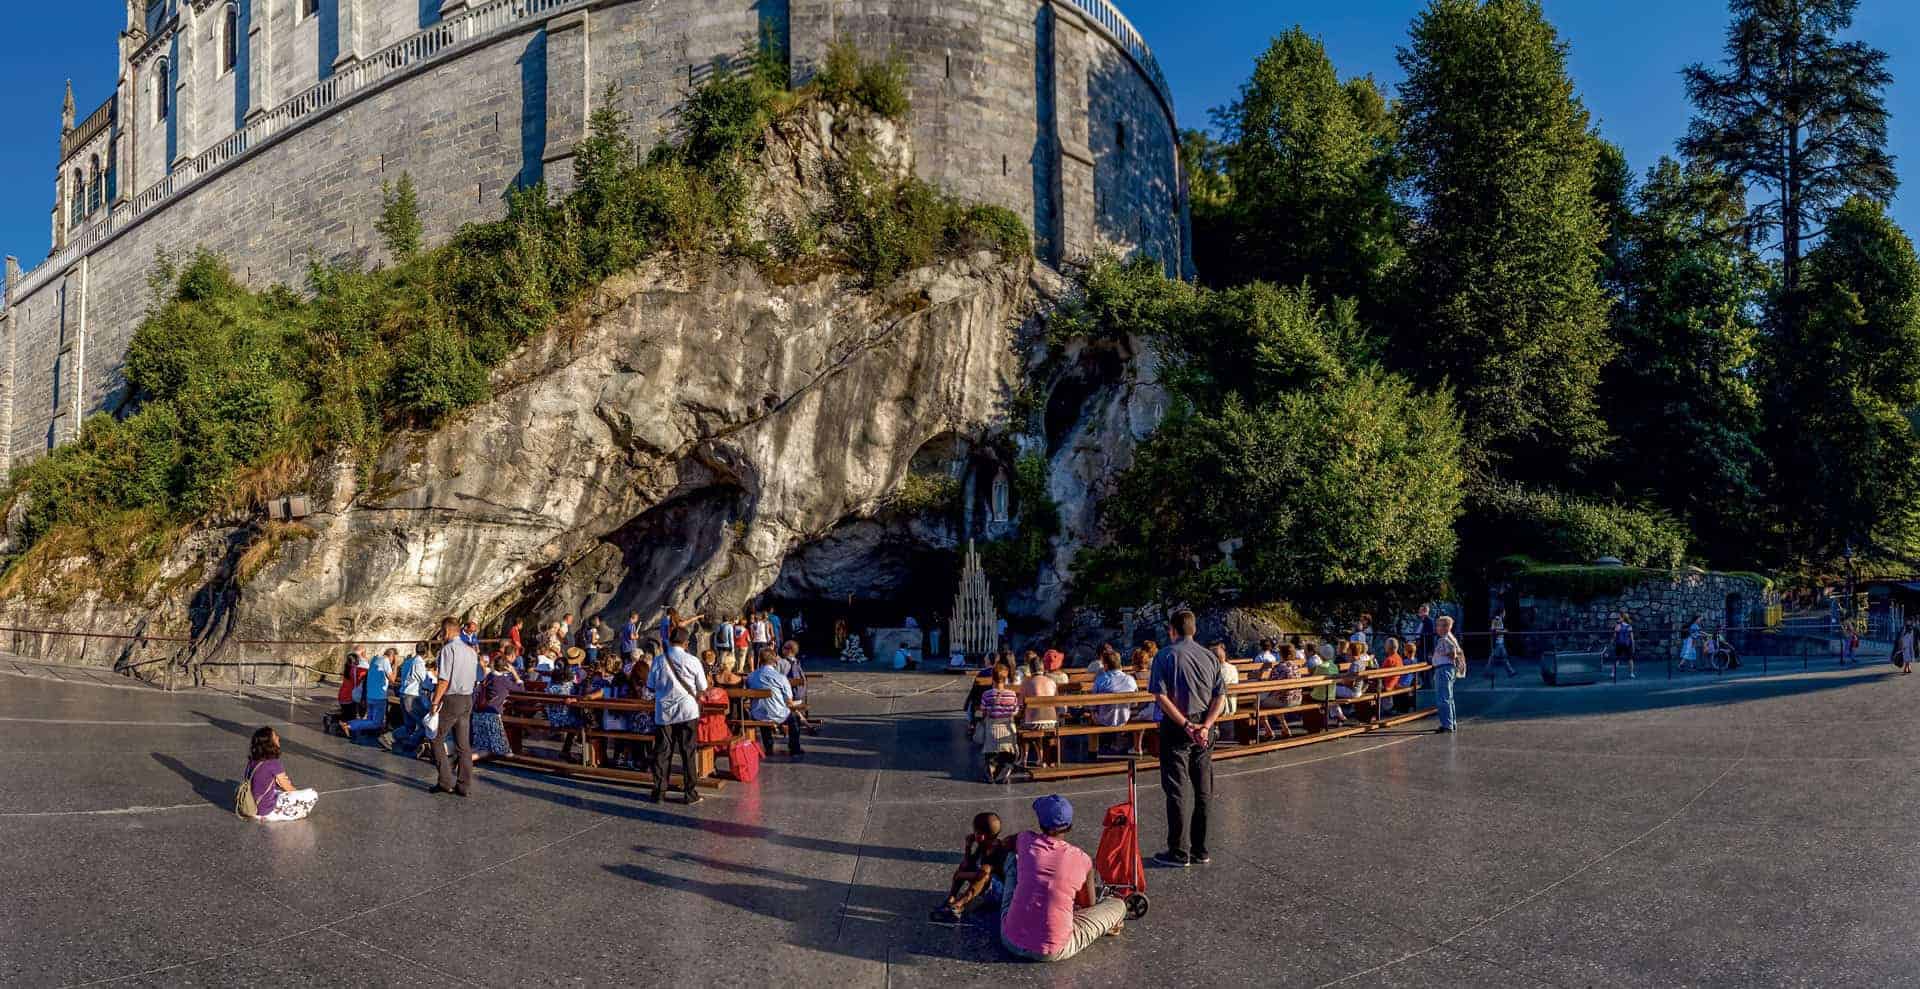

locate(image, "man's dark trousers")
[[758, 712, 805, 757], [652, 720, 699, 801], [432, 693, 474, 793], [1158, 722, 1214, 859]]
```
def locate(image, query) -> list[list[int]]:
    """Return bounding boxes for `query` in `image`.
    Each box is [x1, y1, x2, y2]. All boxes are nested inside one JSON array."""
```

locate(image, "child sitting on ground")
[[930, 812, 1010, 922]]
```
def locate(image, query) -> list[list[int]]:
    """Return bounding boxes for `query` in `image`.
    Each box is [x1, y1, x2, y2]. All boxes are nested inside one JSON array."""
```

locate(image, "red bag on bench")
[[695, 686, 731, 746], [728, 737, 762, 783]]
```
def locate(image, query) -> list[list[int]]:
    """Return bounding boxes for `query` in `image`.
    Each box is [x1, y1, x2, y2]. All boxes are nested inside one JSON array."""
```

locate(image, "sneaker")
[[1192, 852, 1213, 865], [685, 792, 705, 806], [1153, 850, 1191, 868]]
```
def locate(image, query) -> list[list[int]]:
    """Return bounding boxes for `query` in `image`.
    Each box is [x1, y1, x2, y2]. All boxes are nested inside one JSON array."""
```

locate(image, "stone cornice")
[[129, 22, 178, 67]]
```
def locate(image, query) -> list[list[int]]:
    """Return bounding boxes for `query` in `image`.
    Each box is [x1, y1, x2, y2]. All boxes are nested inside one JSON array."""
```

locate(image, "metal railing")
[[14, 0, 585, 302], [1062, 0, 1174, 119]]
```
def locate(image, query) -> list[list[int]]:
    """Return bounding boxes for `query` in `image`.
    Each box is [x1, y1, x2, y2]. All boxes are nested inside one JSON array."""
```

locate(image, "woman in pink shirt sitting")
[[1000, 794, 1126, 962]]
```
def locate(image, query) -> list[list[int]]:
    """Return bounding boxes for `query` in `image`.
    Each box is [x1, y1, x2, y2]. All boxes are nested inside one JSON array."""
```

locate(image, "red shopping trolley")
[[1092, 759, 1151, 918]]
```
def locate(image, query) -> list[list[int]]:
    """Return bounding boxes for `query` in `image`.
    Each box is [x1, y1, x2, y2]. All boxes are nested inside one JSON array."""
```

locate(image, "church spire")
[[61, 80, 75, 133]]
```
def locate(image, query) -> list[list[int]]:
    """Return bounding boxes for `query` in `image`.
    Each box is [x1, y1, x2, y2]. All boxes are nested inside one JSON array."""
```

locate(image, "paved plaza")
[[1, 657, 1913, 986]]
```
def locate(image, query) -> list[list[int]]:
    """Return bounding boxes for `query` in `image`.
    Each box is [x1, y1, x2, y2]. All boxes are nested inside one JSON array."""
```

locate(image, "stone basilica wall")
[[0, 0, 1189, 481]]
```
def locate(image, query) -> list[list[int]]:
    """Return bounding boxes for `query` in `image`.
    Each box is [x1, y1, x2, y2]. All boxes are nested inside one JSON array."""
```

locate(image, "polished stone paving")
[[1, 657, 1914, 986]]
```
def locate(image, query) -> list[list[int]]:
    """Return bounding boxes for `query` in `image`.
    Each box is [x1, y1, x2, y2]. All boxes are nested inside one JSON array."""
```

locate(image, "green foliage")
[[1603, 157, 1769, 559], [1682, 0, 1895, 293], [812, 38, 912, 122], [822, 142, 1029, 288], [376, 172, 423, 260], [1045, 254, 1198, 348], [673, 45, 791, 167], [1066, 258, 1464, 608], [1199, 27, 1404, 306], [888, 470, 961, 517], [1395, 0, 1616, 479], [1490, 556, 1660, 600], [1765, 197, 1920, 565], [1466, 481, 1689, 570]]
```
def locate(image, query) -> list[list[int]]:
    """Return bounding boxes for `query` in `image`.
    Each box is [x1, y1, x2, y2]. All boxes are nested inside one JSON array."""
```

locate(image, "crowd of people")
[[302, 607, 815, 807], [965, 613, 1465, 781]]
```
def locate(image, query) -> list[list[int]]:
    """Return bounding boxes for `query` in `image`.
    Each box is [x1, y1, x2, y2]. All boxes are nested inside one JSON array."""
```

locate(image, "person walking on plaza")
[[649, 626, 710, 805], [1489, 609, 1517, 678], [1612, 611, 1636, 678], [429, 616, 482, 797], [1149, 610, 1225, 867], [1433, 615, 1465, 733]]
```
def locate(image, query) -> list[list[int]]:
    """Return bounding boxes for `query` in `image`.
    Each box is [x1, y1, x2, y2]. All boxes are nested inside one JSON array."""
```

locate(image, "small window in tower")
[[156, 59, 170, 121], [223, 5, 239, 72], [1115, 121, 1127, 156]]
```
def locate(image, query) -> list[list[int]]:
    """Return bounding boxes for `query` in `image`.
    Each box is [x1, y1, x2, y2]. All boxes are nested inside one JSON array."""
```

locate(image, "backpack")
[[234, 762, 265, 820]]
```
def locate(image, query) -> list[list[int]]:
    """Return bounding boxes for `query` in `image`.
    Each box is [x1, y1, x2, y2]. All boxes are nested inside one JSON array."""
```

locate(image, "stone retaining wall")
[[1, 0, 1190, 481]]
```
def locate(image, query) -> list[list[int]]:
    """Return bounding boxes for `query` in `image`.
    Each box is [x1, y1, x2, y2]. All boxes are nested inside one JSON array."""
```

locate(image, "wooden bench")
[[995, 664, 1436, 780], [499, 691, 736, 790]]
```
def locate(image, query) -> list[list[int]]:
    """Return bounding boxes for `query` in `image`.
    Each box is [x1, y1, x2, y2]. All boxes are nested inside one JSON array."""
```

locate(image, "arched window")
[[88, 155, 102, 214], [222, 5, 239, 73], [156, 58, 170, 121], [70, 169, 85, 225]]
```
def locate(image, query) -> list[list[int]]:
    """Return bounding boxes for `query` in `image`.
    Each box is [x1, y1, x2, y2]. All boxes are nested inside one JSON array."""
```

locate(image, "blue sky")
[[1, 1, 1915, 266]]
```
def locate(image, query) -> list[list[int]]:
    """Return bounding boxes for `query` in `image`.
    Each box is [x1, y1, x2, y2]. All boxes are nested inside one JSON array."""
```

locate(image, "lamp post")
[[1844, 541, 1858, 638]]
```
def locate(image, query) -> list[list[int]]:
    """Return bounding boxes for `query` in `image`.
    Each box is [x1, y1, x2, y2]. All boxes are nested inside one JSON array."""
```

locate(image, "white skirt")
[[259, 788, 319, 822]]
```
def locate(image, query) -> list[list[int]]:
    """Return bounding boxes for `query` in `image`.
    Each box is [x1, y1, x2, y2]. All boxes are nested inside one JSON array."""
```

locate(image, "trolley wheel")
[[1126, 893, 1149, 919]]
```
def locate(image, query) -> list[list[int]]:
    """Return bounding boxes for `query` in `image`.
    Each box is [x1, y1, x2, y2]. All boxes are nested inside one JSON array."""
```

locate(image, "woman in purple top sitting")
[[244, 726, 318, 823]]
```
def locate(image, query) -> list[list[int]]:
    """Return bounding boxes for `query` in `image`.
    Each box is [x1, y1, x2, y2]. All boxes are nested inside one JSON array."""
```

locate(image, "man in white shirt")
[[430, 616, 483, 796], [647, 626, 711, 805], [749, 650, 803, 758]]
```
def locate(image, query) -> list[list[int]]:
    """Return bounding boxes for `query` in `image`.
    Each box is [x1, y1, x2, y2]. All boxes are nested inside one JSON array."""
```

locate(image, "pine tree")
[[1604, 157, 1769, 559], [1681, 0, 1895, 294], [1395, 0, 1615, 478], [1202, 28, 1403, 304], [1766, 198, 1920, 565]]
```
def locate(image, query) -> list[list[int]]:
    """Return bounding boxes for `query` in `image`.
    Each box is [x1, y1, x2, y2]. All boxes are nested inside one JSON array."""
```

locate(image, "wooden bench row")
[[497, 686, 811, 791], [996, 664, 1436, 781]]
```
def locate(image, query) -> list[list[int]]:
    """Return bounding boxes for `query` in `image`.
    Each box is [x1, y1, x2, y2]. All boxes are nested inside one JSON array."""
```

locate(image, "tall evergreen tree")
[[1604, 157, 1769, 559], [1395, 0, 1615, 478], [1201, 28, 1403, 303], [1681, 0, 1895, 294], [1765, 198, 1920, 565]]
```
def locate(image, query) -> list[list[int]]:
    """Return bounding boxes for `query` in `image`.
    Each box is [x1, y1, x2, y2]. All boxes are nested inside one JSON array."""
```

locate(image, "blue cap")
[[1033, 794, 1073, 831]]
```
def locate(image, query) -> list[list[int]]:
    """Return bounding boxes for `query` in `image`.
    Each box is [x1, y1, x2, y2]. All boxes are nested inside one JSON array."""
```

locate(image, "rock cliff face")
[[0, 110, 1168, 680]]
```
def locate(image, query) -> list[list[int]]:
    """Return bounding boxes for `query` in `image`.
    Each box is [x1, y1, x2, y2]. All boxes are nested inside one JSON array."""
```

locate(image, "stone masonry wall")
[[1499, 571, 1771, 659], [1, 0, 1187, 478]]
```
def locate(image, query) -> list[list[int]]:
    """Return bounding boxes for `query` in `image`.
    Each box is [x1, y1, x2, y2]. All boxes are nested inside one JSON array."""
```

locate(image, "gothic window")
[[70, 169, 85, 226], [222, 4, 240, 72], [88, 155, 102, 215], [156, 58, 170, 121]]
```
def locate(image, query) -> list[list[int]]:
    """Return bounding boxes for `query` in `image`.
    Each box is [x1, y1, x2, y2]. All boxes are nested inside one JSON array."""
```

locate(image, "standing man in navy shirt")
[[1148, 610, 1225, 867]]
